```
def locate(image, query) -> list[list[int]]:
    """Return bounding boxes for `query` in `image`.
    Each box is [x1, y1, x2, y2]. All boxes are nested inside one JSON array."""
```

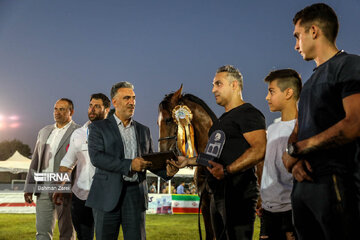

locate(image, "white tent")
[[146, 167, 195, 178], [175, 167, 195, 177], [0, 151, 31, 173]]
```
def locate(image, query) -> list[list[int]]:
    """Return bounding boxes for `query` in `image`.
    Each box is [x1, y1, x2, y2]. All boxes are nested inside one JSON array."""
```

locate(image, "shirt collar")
[[83, 121, 91, 129], [313, 50, 344, 72], [113, 114, 133, 127], [54, 120, 72, 130]]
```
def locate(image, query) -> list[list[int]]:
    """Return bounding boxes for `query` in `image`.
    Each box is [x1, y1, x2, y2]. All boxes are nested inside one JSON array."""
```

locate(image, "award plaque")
[[196, 130, 226, 167], [142, 151, 178, 171]]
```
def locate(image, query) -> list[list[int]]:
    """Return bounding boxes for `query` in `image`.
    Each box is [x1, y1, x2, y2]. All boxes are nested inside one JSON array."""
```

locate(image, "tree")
[[0, 139, 32, 160]]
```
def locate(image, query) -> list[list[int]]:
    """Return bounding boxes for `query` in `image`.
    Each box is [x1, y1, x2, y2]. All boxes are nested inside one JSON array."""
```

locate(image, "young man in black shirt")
[[282, 3, 360, 239], [172, 65, 266, 239]]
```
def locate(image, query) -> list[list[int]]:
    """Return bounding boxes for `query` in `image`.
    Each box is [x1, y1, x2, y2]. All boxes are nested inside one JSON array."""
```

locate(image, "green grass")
[[0, 214, 260, 240]]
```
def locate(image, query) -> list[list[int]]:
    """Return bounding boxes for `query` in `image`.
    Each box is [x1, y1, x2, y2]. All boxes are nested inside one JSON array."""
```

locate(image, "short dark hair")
[[264, 69, 302, 100], [293, 3, 339, 43], [90, 93, 110, 109], [110, 81, 134, 99], [216, 65, 243, 90], [59, 98, 74, 111]]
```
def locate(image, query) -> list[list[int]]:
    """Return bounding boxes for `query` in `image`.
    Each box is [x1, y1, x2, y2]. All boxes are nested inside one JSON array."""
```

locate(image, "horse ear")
[[171, 84, 183, 105]]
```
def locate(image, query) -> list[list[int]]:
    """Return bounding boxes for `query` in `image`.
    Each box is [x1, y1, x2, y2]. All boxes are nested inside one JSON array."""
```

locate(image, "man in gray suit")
[[86, 82, 178, 240], [24, 98, 80, 240]]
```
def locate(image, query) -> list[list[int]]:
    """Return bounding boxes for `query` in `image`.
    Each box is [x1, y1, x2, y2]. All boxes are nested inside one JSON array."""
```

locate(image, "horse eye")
[[165, 118, 173, 125]]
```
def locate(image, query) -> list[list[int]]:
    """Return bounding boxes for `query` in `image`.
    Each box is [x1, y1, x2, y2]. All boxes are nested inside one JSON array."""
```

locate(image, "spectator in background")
[[149, 181, 157, 193], [189, 180, 196, 192], [177, 182, 185, 194], [161, 182, 169, 194]]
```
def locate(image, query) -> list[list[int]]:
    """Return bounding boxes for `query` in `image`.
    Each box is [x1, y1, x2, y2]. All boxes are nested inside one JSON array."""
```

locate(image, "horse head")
[[158, 85, 217, 154], [158, 85, 183, 152]]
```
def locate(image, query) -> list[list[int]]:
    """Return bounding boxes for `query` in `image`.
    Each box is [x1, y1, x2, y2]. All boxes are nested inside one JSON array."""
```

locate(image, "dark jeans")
[[260, 209, 296, 240], [71, 194, 95, 240], [292, 174, 360, 240], [209, 179, 258, 240]]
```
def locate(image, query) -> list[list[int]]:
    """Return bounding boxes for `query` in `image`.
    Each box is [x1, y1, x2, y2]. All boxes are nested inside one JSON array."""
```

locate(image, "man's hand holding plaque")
[[142, 151, 178, 172], [131, 157, 152, 172], [166, 162, 179, 177], [167, 156, 192, 168], [167, 130, 226, 170]]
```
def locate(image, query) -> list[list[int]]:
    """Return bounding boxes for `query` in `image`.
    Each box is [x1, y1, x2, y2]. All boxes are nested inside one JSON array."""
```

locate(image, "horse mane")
[[182, 94, 218, 123], [159, 92, 218, 123]]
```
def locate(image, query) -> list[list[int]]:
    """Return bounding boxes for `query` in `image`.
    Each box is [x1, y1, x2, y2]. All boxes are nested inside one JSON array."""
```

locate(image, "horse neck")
[[183, 99, 213, 153]]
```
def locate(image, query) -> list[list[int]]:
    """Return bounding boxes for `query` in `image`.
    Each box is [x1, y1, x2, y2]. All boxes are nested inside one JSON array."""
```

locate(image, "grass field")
[[0, 214, 260, 239]]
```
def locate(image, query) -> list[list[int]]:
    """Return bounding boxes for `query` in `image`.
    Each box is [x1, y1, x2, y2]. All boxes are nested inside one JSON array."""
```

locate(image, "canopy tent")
[[146, 167, 195, 178], [0, 151, 31, 174]]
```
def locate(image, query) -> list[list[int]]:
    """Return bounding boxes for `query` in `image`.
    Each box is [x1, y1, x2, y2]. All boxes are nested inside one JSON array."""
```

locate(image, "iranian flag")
[[171, 194, 201, 214]]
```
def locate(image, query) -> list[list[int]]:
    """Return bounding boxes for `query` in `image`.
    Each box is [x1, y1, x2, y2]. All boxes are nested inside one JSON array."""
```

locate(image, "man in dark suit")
[[86, 82, 178, 240], [24, 98, 80, 240]]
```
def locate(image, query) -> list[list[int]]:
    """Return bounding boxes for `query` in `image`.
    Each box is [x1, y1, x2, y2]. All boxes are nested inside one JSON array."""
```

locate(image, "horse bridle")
[[158, 126, 181, 156], [158, 135, 176, 142]]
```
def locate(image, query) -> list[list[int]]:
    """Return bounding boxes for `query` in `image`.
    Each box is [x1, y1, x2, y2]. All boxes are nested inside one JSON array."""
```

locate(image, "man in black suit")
[[86, 81, 178, 240]]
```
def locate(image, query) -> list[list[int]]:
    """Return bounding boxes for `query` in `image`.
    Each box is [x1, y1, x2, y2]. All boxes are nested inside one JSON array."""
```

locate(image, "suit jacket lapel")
[[108, 115, 125, 153], [55, 122, 74, 156], [133, 121, 141, 157], [38, 125, 55, 172], [134, 121, 146, 181]]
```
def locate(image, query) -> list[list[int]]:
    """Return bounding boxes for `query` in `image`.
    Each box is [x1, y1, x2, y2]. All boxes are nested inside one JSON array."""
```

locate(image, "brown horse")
[[158, 85, 217, 240]]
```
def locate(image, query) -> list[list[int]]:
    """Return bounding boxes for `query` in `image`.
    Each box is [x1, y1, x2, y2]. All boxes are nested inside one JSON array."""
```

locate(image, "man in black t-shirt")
[[283, 3, 360, 239], [171, 65, 266, 240], [207, 65, 266, 239]]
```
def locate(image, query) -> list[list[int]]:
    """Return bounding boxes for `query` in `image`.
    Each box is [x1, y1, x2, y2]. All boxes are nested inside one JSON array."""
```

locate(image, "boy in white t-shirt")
[[258, 69, 302, 240]]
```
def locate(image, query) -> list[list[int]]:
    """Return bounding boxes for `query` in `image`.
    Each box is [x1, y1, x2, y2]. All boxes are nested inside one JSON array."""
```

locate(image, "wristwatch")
[[287, 142, 299, 158]]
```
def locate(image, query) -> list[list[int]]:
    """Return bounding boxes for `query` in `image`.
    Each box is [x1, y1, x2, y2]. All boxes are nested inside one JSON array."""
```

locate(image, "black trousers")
[[209, 179, 258, 240], [260, 209, 296, 240], [92, 182, 146, 240], [292, 174, 359, 240], [71, 193, 95, 240], [353, 149, 360, 214]]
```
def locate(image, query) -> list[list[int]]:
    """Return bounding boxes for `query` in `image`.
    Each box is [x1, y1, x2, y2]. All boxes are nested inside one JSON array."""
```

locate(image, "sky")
[[0, 0, 359, 152]]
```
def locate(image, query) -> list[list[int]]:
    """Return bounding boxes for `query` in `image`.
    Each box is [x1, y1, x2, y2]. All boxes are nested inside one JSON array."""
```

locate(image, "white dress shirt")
[[113, 114, 138, 182], [60, 121, 95, 200], [43, 121, 72, 173]]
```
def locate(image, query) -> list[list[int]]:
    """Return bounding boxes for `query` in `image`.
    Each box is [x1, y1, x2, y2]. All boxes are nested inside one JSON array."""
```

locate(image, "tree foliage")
[[0, 139, 32, 160]]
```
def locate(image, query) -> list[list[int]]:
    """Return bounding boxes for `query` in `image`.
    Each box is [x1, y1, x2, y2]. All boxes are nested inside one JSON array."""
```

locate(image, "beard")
[[88, 112, 105, 122]]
